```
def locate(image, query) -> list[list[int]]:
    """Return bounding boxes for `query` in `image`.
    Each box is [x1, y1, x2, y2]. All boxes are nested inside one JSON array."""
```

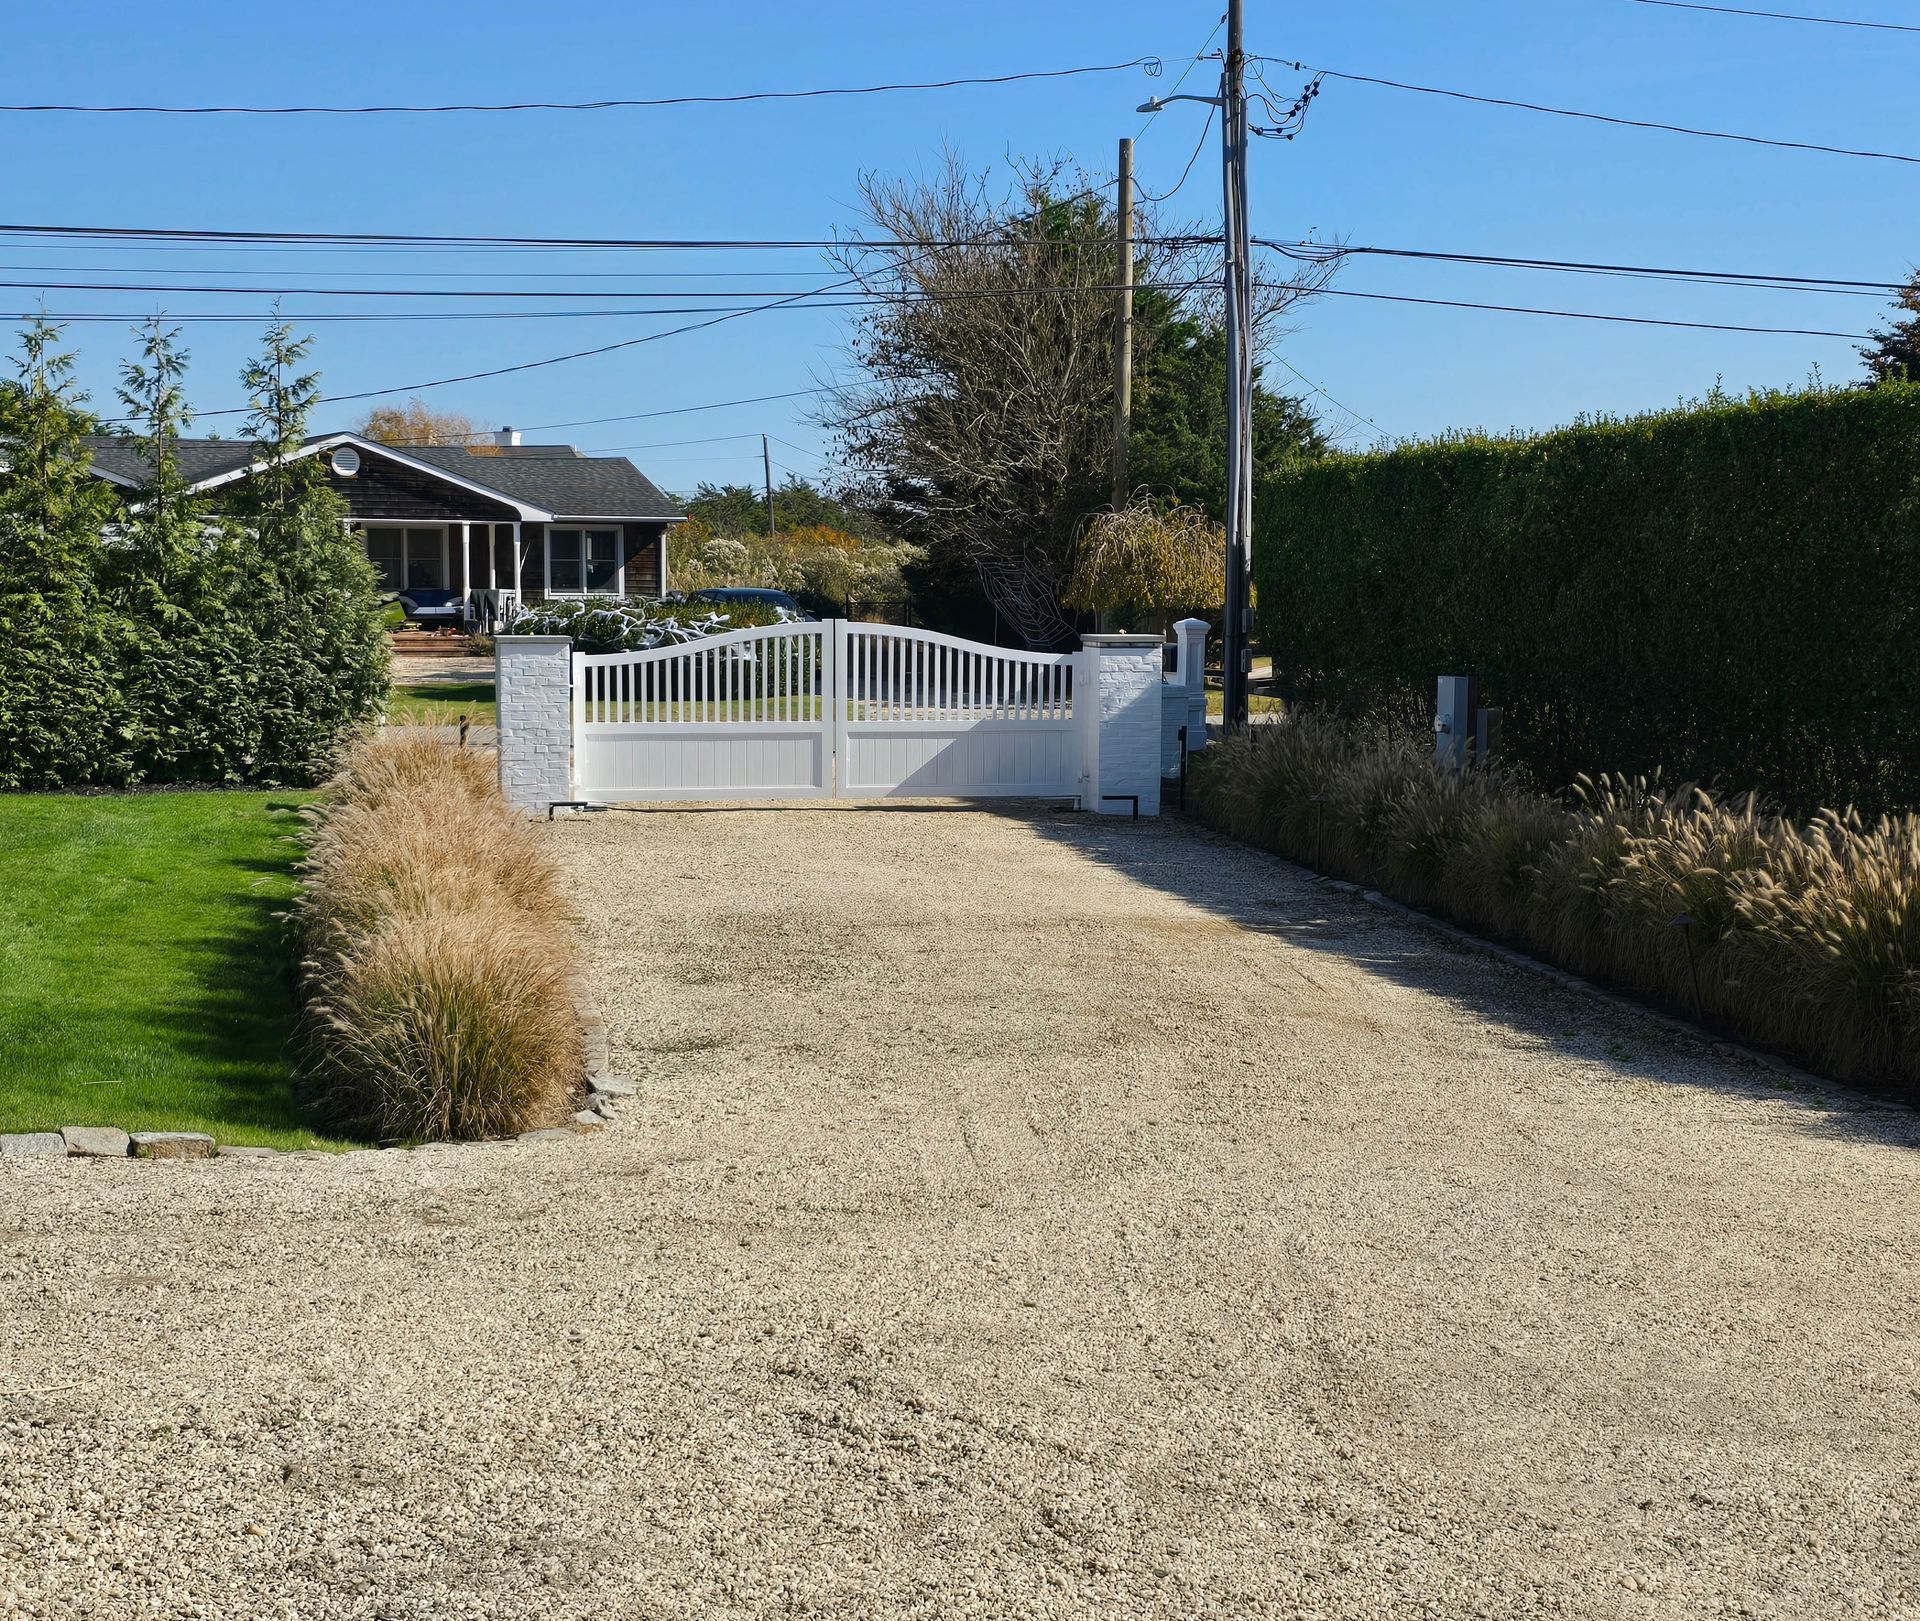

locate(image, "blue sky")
[[6, 1, 1913, 488]]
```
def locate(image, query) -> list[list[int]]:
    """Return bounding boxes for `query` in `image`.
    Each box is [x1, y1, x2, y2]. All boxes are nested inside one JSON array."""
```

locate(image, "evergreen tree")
[[1861, 271, 1920, 386], [235, 320, 388, 778], [1126, 289, 1329, 519], [111, 319, 262, 782], [0, 319, 127, 787]]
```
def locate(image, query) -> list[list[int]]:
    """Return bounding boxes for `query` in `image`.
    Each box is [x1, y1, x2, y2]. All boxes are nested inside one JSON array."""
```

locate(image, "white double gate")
[[571, 620, 1084, 803]]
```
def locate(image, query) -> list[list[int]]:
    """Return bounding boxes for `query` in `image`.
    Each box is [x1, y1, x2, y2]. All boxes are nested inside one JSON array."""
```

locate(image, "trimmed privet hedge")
[[0, 319, 389, 791], [1189, 715, 1920, 1104], [1253, 384, 1920, 814]]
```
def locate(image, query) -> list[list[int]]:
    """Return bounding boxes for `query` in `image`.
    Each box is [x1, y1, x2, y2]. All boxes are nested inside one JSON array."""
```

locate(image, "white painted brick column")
[[495, 635, 575, 813], [1081, 633, 1164, 816]]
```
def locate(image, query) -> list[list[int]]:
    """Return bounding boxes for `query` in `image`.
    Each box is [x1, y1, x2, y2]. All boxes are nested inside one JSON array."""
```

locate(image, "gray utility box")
[[1434, 675, 1479, 770]]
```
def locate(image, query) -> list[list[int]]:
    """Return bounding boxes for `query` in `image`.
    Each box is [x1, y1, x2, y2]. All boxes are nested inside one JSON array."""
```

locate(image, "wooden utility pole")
[[1220, 0, 1254, 730], [1110, 135, 1135, 511], [762, 434, 776, 539]]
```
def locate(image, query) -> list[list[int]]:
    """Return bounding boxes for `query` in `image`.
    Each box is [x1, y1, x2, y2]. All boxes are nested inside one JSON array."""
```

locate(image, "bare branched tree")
[[823, 152, 1332, 645]]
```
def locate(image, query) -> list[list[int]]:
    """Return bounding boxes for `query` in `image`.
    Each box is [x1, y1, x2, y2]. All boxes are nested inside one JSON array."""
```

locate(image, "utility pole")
[[1110, 135, 1135, 512], [1220, 0, 1254, 730], [1137, 0, 1254, 727], [762, 434, 776, 540]]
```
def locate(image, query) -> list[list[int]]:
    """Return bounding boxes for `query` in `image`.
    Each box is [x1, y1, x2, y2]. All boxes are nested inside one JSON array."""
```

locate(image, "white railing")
[[574, 621, 827, 726], [842, 623, 1073, 723]]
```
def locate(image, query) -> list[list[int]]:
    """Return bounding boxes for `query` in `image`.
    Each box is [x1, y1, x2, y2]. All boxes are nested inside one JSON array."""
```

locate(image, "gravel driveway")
[[3, 806, 1916, 1619]]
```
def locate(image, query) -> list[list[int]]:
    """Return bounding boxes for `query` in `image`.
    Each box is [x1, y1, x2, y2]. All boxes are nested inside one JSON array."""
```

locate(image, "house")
[[82, 427, 684, 611]]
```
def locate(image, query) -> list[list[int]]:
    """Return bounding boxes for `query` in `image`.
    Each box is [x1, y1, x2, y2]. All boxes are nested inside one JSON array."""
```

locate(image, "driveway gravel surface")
[[2, 806, 1916, 1619]]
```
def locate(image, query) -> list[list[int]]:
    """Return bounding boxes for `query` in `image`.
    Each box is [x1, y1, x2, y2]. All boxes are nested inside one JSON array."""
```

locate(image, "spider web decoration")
[[976, 557, 1077, 651]]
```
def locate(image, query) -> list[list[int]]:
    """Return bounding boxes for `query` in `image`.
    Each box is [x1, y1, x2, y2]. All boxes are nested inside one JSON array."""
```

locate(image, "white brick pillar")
[[1174, 616, 1210, 753], [1081, 632, 1164, 816], [496, 635, 575, 812]]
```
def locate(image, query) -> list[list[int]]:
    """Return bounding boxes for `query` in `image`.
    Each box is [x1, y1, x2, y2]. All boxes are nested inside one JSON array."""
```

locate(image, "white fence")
[[497, 617, 1209, 815]]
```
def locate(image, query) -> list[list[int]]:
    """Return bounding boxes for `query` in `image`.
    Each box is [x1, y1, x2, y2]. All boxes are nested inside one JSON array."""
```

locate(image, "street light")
[[1135, 95, 1222, 114]]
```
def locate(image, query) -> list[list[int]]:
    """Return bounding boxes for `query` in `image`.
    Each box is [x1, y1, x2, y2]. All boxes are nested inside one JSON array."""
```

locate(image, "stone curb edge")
[[1, 967, 631, 1165]]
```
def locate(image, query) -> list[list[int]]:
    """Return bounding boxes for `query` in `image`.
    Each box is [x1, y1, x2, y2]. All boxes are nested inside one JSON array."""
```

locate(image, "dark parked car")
[[687, 587, 816, 622]]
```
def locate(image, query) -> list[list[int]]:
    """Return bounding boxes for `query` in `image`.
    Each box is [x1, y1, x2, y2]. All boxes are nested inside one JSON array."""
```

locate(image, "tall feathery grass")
[[1189, 714, 1920, 1100], [295, 731, 585, 1141]]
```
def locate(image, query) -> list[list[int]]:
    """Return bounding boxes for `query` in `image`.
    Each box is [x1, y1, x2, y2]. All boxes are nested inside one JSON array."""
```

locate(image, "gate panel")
[[573, 622, 832, 802], [837, 623, 1079, 799]]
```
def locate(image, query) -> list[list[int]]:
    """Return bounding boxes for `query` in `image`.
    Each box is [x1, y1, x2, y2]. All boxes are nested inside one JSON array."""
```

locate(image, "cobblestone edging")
[[1, 976, 628, 1164]]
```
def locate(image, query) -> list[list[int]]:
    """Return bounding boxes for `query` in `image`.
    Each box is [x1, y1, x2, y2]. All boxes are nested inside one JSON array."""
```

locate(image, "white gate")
[[570, 620, 1081, 804], [837, 623, 1080, 799]]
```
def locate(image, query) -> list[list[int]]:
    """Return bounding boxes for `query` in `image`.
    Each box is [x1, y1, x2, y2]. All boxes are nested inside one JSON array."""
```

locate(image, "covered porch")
[[352, 519, 667, 625]]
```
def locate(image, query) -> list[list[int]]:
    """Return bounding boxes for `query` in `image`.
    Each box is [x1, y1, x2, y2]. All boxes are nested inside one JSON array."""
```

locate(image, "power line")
[[1263, 239, 1906, 294], [1267, 354, 1389, 442], [0, 275, 1191, 301], [1259, 56, 1920, 165], [0, 260, 875, 280], [1300, 285, 1871, 339], [1625, 0, 1920, 31], [83, 204, 1149, 423], [1139, 104, 1218, 204], [0, 223, 1200, 251], [0, 56, 1167, 115], [524, 388, 835, 434]]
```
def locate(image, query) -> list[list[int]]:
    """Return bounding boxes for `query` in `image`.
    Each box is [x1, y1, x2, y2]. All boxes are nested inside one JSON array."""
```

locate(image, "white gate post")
[[495, 635, 576, 812], [1173, 615, 1210, 754], [1081, 632, 1165, 816], [829, 618, 847, 795], [1077, 646, 1101, 811]]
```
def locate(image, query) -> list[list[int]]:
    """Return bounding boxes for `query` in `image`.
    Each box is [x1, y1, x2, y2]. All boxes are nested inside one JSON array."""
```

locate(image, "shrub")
[[1188, 713, 1920, 1101], [0, 317, 389, 789], [502, 596, 772, 653], [1254, 381, 1920, 814], [295, 730, 585, 1141]]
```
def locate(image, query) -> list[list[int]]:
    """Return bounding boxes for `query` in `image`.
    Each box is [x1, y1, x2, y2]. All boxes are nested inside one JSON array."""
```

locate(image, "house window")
[[364, 527, 403, 592], [362, 526, 446, 593], [548, 527, 621, 596]]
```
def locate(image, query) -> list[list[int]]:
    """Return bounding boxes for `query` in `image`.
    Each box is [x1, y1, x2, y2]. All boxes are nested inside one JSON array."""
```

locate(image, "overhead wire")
[[82, 182, 1147, 424], [1625, 0, 1920, 30], [1292, 285, 1871, 339], [1263, 239, 1907, 295], [1256, 55, 1920, 165], [0, 56, 1168, 115]]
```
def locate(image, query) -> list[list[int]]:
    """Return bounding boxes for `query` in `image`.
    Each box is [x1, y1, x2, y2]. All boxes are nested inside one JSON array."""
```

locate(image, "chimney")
[[495, 426, 521, 448]]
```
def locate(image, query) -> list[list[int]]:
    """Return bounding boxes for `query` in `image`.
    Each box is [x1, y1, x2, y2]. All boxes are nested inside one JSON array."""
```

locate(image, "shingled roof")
[[81, 434, 684, 522], [83, 438, 255, 487], [407, 445, 683, 521]]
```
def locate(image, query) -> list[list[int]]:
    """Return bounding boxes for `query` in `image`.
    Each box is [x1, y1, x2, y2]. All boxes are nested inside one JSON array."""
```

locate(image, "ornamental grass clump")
[[1187, 711, 1920, 1100], [295, 730, 585, 1142]]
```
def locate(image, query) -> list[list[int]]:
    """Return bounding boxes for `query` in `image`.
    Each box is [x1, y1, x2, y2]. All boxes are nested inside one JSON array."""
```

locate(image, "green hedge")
[[1254, 384, 1920, 813]]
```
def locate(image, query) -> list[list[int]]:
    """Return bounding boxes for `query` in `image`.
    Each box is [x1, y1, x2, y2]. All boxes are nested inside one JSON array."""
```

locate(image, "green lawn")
[[387, 681, 497, 725], [1205, 691, 1289, 717], [0, 792, 355, 1149]]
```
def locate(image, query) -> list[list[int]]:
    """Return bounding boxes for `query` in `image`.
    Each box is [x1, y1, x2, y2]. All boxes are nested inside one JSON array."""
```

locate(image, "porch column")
[[458, 521, 470, 601], [511, 521, 523, 602], [486, 522, 497, 592]]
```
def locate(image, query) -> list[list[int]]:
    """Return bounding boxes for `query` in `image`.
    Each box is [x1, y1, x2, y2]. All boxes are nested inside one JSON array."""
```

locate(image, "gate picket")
[[571, 619, 1081, 804]]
